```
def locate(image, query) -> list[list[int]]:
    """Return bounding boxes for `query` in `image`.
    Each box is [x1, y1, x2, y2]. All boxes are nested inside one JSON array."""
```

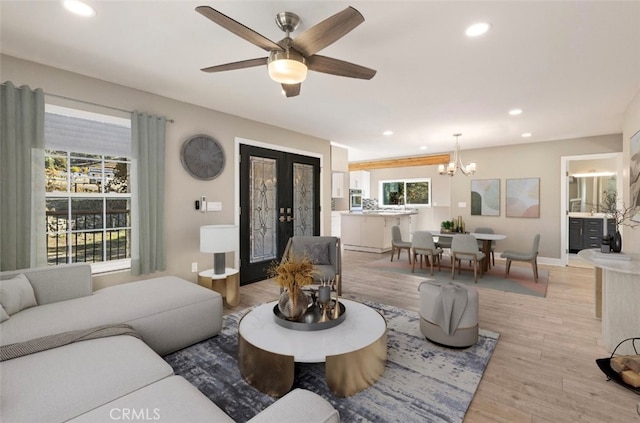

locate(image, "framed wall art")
[[630, 129, 640, 222], [470, 179, 500, 216], [506, 178, 540, 218]]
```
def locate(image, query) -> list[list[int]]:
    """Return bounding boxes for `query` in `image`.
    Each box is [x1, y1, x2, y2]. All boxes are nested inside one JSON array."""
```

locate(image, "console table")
[[578, 249, 640, 354]]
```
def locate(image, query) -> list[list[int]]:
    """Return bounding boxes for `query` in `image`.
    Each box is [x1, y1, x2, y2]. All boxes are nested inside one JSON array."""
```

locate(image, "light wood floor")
[[225, 250, 639, 422]]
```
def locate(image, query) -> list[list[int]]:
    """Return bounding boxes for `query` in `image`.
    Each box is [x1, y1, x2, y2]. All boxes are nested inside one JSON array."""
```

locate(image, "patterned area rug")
[[372, 255, 549, 297], [164, 299, 499, 423]]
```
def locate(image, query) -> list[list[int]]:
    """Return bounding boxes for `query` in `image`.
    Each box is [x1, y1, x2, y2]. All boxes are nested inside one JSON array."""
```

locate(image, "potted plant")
[[600, 191, 639, 252], [441, 220, 454, 233], [270, 255, 315, 320]]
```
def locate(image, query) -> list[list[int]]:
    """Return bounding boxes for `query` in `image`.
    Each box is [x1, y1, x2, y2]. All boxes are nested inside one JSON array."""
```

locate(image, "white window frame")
[[378, 178, 432, 208], [44, 104, 132, 274]]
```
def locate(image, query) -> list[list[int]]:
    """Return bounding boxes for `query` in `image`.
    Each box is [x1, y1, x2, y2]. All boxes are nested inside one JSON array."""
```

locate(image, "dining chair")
[[390, 225, 412, 264], [411, 231, 443, 275], [500, 234, 540, 282], [434, 235, 452, 264], [450, 234, 486, 283], [474, 227, 496, 268]]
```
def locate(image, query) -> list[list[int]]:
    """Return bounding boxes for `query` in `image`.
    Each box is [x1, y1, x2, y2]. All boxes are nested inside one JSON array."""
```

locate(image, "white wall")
[[622, 88, 640, 253], [1, 55, 333, 290]]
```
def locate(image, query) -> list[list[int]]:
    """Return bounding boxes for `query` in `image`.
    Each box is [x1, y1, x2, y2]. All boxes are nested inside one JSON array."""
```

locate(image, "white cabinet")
[[331, 172, 345, 198], [349, 170, 371, 197], [331, 211, 342, 236], [341, 213, 412, 253], [331, 145, 349, 172]]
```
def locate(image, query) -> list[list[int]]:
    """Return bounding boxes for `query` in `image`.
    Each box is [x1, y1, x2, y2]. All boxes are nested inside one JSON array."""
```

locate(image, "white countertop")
[[342, 210, 418, 217], [578, 248, 640, 275]]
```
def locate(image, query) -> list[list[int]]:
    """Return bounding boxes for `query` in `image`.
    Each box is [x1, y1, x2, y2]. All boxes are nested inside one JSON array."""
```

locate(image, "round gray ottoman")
[[418, 281, 479, 348]]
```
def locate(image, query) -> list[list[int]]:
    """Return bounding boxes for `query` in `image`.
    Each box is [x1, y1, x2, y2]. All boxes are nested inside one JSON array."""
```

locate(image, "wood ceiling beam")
[[348, 154, 450, 171]]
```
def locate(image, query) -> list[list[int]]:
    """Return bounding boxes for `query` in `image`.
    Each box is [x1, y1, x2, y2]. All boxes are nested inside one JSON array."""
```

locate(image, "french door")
[[239, 144, 320, 285]]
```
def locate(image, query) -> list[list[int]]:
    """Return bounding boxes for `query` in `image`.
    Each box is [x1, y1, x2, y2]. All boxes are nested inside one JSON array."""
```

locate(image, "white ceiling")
[[1, 1, 639, 162]]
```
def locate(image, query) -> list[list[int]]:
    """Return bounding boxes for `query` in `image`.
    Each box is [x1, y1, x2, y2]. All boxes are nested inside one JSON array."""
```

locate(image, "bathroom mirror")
[[568, 174, 616, 213]]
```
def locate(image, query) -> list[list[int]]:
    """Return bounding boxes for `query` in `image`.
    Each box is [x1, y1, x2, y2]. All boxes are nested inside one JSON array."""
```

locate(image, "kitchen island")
[[341, 211, 417, 253]]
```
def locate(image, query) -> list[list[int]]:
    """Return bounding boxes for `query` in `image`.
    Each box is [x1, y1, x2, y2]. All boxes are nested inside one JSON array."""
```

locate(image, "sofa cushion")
[[248, 389, 339, 423], [0, 263, 92, 305], [0, 304, 9, 322], [0, 335, 173, 423], [0, 276, 223, 355], [69, 376, 234, 423], [0, 273, 37, 315]]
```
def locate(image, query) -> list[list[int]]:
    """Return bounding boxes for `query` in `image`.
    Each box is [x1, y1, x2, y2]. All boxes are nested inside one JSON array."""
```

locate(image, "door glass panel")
[[293, 162, 314, 236], [249, 156, 277, 263]]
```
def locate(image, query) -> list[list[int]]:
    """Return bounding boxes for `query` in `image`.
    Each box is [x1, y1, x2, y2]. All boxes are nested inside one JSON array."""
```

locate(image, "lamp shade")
[[200, 225, 238, 253], [268, 50, 308, 84]]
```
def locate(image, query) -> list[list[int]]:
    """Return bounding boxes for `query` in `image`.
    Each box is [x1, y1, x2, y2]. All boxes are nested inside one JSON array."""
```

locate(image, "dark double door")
[[239, 144, 320, 285]]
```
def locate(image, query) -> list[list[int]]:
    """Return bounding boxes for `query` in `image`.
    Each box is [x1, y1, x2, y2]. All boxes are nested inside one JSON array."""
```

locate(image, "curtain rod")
[[44, 91, 175, 124]]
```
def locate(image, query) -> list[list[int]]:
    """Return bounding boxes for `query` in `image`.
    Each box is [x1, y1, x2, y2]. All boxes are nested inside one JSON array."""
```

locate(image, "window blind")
[[44, 112, 131, 157]]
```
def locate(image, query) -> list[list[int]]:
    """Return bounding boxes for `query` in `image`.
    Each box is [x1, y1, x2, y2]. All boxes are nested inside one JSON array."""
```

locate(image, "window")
[[44, 105, 132, 272], [379, 178, 431, 206]]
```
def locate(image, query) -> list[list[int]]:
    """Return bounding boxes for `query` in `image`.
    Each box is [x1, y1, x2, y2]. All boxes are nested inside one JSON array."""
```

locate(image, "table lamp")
[[200, 225, 238, 275]]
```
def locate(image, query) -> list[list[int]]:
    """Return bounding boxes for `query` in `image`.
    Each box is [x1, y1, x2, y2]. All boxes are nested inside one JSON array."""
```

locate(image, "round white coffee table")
[[238, 299, 387, 397]]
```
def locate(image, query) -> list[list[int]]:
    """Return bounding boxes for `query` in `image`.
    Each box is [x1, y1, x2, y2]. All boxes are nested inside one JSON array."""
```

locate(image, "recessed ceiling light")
[[383, 130, 393, 136], [465, 22, 491, 37], [419, 146, 427, 150], [63, 0, 96, 17], [522, 132, 532, 138], [509, 108, 523, 116]]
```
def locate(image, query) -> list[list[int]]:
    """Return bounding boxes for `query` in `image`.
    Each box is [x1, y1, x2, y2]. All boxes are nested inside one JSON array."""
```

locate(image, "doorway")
[[239, 144, 320, 285], [560, 152, 622, 266]]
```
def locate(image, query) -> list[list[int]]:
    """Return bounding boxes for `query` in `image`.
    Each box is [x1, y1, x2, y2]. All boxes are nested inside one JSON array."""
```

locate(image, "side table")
[[197, 268, 240, 306]]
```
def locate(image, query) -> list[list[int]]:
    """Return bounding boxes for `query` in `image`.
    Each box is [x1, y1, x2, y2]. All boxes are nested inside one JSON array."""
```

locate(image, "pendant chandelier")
[[438, 133, 477, 177]]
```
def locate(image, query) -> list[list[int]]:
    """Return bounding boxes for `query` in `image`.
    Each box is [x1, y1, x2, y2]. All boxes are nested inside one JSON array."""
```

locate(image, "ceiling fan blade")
[[307, 55, 376, 80], [291, 6, 364, 57], [282, 83, 301, 97], [201, 57, 267, 73], [196, 6, 282, 52]]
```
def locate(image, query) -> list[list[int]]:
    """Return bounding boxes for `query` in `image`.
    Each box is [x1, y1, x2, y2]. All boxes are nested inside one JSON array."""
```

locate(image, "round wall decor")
[[180, 134, 225, 180]]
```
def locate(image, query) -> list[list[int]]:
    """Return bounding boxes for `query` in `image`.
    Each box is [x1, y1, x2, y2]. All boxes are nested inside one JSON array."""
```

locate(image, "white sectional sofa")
[[0, 264, 339, 423]]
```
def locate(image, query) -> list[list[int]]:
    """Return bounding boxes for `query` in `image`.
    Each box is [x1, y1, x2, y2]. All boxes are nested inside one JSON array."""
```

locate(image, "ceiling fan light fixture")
[[268, 50, 308, 84]]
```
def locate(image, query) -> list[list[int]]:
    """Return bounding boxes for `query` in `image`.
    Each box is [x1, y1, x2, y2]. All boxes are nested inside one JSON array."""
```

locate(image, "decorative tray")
[[273, 301, 346, 331], [595, 337, 640, 396]]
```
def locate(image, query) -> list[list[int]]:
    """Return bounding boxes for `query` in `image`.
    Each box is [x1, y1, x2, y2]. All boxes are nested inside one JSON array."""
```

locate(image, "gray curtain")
[[130, 111, 167, 275], [0, 81, 46, 271]]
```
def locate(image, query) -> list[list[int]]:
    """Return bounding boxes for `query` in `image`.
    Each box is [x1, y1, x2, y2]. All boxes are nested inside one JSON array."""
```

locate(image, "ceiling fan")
[[195, 5, 376, 97]]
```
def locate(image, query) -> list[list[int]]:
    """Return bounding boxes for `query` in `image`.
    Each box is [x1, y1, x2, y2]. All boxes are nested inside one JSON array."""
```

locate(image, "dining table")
[[428, 231, 507, 273]]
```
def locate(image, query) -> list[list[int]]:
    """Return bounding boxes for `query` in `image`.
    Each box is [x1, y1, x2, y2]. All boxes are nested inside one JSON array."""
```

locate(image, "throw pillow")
[[304, 242, 331, 265], [0, 304, 9, 323], [0, 273, 38, 315]]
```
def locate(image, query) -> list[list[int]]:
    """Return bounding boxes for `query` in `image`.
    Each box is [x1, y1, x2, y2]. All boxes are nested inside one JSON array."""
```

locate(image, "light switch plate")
[[458, 202, 467, 208], [207, 201, 222, 212]]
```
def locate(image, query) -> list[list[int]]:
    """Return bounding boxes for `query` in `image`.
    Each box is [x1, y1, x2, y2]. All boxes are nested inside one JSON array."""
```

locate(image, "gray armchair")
[[500, 234, 540, 282], [282, 236, 342, 295]]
